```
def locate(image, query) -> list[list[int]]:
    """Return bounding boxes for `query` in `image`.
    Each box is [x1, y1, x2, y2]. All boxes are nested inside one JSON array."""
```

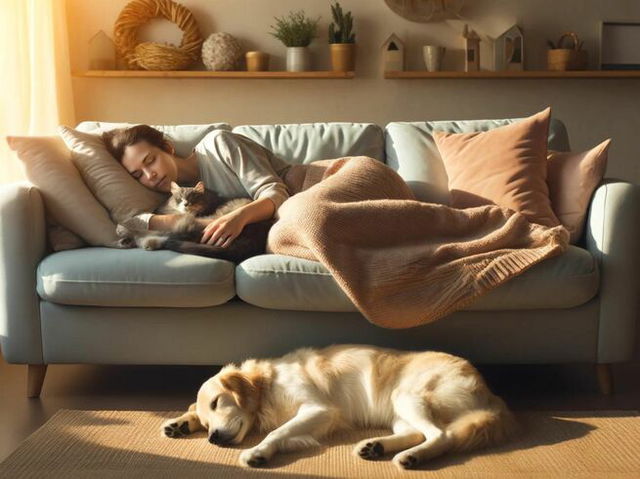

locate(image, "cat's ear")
[[170, 181, 181, 195], [194, 181, 205, 193]]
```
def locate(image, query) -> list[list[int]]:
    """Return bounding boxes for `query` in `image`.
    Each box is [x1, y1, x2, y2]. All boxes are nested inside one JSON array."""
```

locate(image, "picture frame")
[[599, 21, 640, 70]]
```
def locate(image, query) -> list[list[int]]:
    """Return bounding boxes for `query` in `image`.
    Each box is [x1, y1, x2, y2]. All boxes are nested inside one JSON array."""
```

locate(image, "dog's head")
[[196, 365, 262, 446]]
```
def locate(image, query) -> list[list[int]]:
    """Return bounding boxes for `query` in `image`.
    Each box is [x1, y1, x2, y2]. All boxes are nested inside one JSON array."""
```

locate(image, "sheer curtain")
[[0, 0, 75, 184]]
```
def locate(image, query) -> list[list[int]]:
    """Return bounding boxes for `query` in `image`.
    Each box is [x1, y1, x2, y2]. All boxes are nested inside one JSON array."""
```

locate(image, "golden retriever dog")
[[161, 344, 518, 470]]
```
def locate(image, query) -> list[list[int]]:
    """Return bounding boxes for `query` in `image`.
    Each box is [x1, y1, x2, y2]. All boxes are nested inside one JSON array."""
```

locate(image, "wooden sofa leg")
[[596, 363, 614, 395], [27, 364, 48, 398]]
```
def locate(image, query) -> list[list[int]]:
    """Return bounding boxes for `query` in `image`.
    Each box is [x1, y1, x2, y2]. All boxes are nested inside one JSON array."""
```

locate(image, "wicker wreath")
[[114, 0, 203, 70]]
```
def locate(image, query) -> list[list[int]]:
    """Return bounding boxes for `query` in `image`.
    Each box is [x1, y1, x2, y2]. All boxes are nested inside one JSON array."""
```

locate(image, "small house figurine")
[[88, 30, 116, 70], [463, 24, 480, 72], [494, 25, 524, 71], [382, 33, 405, 72]]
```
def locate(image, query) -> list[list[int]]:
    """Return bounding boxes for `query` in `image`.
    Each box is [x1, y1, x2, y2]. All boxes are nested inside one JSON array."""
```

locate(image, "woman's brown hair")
[[102, 125, 167, 162]]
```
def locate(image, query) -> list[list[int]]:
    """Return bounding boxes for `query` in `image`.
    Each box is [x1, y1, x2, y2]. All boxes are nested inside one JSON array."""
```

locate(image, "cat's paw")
[[116, 224, 132, 238], [139, 235, 166, 250], [117, 237, 135, 249]]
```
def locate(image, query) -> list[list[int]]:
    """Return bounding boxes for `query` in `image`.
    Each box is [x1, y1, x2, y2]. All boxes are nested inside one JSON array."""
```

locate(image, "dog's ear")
[[219, 372, 260, 412]]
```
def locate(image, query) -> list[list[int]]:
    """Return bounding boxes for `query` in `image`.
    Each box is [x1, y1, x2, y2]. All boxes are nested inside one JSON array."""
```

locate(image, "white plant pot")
[[286, 47, 310, 72]]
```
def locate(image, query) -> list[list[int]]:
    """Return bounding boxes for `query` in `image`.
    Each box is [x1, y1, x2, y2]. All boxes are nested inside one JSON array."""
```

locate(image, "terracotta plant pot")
[[330, 43, 356, 71]]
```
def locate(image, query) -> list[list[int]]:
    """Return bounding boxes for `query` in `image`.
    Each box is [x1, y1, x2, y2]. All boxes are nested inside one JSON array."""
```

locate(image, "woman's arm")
[[148, 214, 182, 231], [199, 197, 276, 246], [236, 197, 276, 224]]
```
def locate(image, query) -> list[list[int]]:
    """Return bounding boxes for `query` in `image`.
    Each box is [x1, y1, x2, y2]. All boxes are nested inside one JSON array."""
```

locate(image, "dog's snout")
[[208, 429, 220, 444], [209, 429, 232, 446]]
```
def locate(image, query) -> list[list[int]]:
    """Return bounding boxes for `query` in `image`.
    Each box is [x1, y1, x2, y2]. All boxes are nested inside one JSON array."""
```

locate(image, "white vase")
[[286, 47, 310, 72]]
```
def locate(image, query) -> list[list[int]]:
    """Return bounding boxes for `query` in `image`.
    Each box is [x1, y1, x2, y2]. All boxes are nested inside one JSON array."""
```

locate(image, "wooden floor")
[[1, 350, 639, 463]]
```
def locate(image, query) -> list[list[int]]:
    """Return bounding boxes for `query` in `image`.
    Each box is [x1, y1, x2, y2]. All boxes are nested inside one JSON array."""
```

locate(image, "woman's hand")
[[199, 210, 247, 247]]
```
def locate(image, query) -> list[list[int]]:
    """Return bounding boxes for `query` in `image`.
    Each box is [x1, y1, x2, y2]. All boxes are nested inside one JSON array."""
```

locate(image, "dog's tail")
[[446, 404, 519, 452]]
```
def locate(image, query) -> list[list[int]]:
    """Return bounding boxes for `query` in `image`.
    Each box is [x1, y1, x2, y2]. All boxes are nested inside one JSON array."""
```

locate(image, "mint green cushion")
[[37, 248, 235, 307], [236, 246, 598, 312], [232, 123, 385, 164], [385, 117, 570, 204]]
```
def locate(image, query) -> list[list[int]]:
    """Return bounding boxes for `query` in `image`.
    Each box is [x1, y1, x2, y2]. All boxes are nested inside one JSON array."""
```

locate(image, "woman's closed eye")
[[131, 156, 155, 180]]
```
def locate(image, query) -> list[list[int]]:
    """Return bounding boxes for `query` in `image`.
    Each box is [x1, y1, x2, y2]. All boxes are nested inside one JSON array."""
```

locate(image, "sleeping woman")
[[104, 123, 567, 329], [103, 125, 291, 249]]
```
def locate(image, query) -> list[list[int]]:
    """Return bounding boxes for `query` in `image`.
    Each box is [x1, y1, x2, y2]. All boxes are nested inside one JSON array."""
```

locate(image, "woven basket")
[[114, 0, 203, 71], [547, 32, 588, 71]]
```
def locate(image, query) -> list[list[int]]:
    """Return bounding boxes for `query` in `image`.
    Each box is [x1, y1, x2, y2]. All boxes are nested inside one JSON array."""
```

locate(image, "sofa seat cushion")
[[37, 248, 235, 307], [236, 246, 598, 312]]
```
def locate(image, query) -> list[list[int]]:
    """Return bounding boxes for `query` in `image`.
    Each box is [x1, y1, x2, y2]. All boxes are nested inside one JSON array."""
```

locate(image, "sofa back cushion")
[[232, 123, 385, 165], [385, 117, 570, 204]]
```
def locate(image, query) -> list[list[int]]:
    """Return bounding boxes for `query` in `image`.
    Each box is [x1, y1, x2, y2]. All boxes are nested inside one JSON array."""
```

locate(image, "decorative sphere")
[[201, 33, 243, 71]]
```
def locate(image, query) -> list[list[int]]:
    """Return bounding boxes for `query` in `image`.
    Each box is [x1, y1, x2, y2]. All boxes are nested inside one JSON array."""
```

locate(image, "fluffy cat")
[[117, 181, 273, 263]]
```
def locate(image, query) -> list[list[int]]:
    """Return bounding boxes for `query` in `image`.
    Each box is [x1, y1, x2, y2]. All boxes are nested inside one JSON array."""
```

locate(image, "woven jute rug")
[[0, 409, 638, 478]]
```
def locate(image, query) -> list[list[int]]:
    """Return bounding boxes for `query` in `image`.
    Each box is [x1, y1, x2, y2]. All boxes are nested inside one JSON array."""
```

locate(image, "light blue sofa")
[[1, 118, 638, 398]]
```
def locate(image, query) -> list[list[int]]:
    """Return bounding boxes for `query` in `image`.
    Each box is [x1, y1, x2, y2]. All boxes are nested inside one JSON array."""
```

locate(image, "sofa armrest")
[[585, 179, 640, 363], [0, 182, 46, 363]]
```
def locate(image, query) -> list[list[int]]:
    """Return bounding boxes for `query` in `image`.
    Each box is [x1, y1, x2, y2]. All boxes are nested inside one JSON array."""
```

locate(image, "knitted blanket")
[[269, 157, 569, 329]]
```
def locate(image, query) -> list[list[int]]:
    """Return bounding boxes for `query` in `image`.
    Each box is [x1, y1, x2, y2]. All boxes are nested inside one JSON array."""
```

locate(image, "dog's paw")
[[354, 440, 384, 460], [161, 419, 190, 438], [393, 451, 419, 470], [239, 447, 271, 468]]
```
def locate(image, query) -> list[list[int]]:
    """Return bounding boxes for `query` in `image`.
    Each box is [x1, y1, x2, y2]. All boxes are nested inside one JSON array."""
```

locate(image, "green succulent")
[[328, 2, 355, 44], [269, 10, 320, 47]]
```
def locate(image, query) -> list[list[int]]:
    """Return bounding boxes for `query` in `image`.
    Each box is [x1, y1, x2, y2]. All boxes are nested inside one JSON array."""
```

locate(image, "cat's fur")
[[117, 181, 273, 263]]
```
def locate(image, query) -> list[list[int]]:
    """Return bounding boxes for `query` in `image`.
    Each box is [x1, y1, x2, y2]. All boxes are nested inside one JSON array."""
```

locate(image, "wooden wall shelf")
[[73, 70, 355, 79], [385, 70, 640, 79]]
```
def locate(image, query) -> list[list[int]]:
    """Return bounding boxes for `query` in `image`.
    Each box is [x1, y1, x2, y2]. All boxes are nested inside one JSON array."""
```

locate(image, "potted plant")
[[270, 10, 319, 72], [328, 2, 356, 71]]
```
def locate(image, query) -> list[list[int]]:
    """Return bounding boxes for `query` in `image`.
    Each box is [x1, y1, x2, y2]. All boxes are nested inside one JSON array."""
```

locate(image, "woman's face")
[[121, 140, 178, 193]]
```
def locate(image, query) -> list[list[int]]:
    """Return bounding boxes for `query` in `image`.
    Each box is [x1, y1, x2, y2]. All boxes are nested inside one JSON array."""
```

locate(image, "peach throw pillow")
[[547, 139, 610, 243], [434, 108, 560, 227]]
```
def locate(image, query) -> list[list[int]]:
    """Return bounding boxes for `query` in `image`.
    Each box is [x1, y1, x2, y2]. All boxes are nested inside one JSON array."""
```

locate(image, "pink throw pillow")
[[547, 139, 610, 243], [434, 108, 560, 227]]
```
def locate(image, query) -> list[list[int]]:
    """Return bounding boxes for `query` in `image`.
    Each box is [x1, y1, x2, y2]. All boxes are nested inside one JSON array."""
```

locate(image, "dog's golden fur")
[[162, 344, 518, 470]]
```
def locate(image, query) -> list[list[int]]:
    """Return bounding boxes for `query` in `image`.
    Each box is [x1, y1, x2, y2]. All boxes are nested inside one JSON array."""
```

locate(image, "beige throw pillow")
[[434, 108, 560, 227], [6, 135, 120, 247], [547, 139, 610, 243], [58, 126, 168, 224]]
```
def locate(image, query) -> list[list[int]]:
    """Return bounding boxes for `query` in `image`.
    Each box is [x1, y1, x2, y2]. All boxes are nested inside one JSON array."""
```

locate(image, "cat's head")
[[167, 181, 220, 215]]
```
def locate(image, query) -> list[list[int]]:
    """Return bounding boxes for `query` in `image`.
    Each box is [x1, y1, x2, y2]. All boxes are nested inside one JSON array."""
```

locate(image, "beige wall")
[[67, 0, 640, 183]]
